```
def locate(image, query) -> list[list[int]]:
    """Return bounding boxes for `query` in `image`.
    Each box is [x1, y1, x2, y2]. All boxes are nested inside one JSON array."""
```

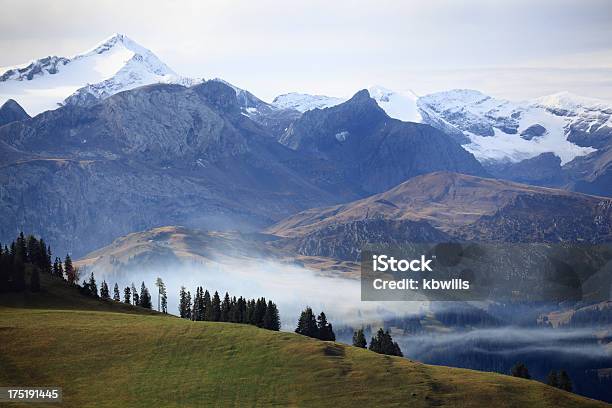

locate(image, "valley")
[[1, 30, 611, 406]]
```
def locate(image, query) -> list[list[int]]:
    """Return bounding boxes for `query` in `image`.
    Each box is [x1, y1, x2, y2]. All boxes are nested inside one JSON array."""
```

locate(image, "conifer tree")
[[197, 287, 205, 319], [558, 370, 572, 392], [191, 287, 198, 320], [179, 286, 188, 318], [236, 297, 247, 324], [139, 281, 152, 309], [203, 289, 212, 320], [185, 291, 192, 319], [221, 292, 231, 322], [73, 266, 81, 285], [161, 285, 167, 314], [295, 307, 319, 338], [52, 257, 64, 279], [192, 287, 202, 321], [113, 283, 120, 301], [43, 242, 52, 274], [124, 286, 131, 304], [26, 235, 39, 264], [211, 291, 221, 321], [35, 238, 51, 274], [155, 277, 165, 312], [131, 283, 139, 306], [100, 280, 110, 300], [246, 299, 255, 324], [88, 272, 98, 297], [253, 297, 267, 327], [510, 362, 531, 379], [263, 300, 281, 331], [352, 328, 367, 348], [229, 296, 238, 322], [316, 311, 336, 341], [546, 370, 558, 388], [64, 255, 76, 284], [17, 232, 27, 258]]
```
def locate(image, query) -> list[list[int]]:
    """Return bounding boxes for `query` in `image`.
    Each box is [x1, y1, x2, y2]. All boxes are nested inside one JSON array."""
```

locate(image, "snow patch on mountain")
[[534, 91, 612, 112], [272, 92, 345, 112], [418, 89, 600, 164], [0, 34, 197, 115], [367, 85, 422, 123]]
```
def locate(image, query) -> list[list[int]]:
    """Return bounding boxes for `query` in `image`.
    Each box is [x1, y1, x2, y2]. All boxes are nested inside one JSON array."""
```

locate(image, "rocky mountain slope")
[[0, 82, 482, 257], [268, 172, 612, 255], [0, 99, 30, 126], [278, 90, 485, 194], [0, 81, 339, 256]]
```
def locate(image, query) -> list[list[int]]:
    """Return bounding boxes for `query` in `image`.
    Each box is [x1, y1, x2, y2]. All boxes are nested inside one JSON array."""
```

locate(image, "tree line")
[[0, 232, 170, 313], [0, 232, 78, 292], [178, 286, 280, 331], [80, 271, 165, 312]]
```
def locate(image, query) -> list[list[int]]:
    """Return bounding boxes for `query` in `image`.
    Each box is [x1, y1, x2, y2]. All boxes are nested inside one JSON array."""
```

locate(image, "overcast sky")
[[1, 0, 611, 102]]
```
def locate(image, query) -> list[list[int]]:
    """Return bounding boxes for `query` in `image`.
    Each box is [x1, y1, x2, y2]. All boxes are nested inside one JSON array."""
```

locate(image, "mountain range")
[[0, 81, 482, 256], [271, 88, 612, 196], [1, 34, 612, 257]]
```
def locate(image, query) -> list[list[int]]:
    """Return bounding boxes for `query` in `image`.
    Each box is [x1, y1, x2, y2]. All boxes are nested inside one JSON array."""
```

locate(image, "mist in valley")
[[96, 257, 425, 329]]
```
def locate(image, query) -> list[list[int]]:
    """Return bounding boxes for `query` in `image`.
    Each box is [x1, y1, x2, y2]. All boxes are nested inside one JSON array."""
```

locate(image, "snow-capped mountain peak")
[[80, 33, 175, 76], [0, 33, 194, 115]]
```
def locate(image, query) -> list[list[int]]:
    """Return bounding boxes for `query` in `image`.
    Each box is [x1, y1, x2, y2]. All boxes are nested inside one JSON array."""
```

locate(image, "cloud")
[[1, 0, 612, 100]]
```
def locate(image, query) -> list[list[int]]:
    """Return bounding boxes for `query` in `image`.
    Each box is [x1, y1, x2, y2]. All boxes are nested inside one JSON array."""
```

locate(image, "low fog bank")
[[97, 257, 424, 329], [395, 326, 611, 360]]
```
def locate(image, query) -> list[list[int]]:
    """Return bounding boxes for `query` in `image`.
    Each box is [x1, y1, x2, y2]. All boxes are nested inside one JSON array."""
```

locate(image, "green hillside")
[[0, 276, 606, 407]]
